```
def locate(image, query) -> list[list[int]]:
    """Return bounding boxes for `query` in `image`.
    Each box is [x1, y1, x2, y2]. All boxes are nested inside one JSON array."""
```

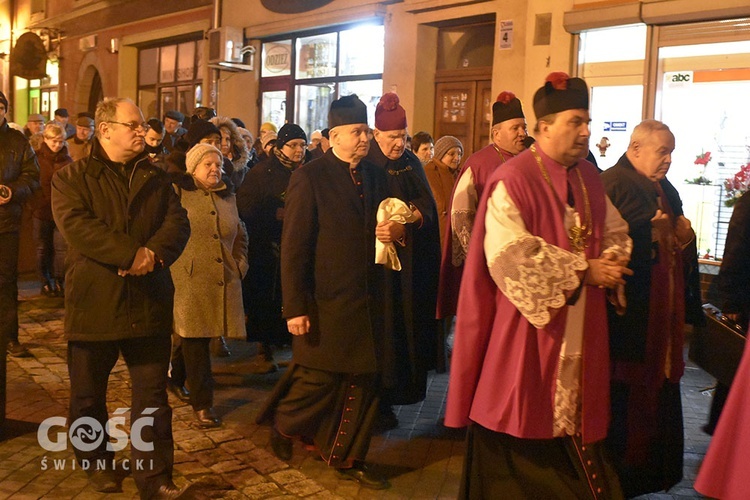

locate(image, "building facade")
[[3, 0, 750, 272]]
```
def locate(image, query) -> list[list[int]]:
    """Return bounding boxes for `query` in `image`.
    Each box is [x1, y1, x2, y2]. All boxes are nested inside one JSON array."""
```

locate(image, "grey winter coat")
[[171, 174, 249, 339]]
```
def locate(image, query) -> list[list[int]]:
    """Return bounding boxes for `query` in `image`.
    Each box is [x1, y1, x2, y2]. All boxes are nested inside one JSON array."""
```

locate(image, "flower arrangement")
[[723, 162, 750, 207], [686, 151, 713, 185]]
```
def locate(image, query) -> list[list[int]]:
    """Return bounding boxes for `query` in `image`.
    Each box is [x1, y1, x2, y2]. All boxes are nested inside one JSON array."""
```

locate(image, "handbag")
[[688, 304, 747, 386]]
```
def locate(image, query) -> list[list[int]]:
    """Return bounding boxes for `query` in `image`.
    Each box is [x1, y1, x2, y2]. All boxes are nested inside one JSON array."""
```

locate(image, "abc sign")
[[671, 73, 691, 82]]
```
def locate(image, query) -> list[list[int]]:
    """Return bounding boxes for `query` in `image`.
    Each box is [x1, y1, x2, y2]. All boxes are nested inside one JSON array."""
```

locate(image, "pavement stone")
[[1, 280, 716, 498]]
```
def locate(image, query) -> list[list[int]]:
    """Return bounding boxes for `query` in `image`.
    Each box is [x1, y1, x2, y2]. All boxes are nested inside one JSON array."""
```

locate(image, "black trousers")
[[0, 231, 20, 345], [33, 218, 67, 284], [0, 231, 19, 426], [68, 335, 173, 498], [461, 424, 623, 500], [273, 365, 379, 468], [169, 336, 213, 410]]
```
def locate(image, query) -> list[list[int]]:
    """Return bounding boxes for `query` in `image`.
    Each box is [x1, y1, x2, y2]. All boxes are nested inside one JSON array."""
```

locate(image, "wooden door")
[[474, 80, 492, 154], [434, 80, 491, 160]]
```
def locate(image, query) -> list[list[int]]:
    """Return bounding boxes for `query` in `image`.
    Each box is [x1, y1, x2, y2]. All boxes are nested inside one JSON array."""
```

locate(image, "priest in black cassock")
[[601, 119, 695, 497], [256, 94, 404, 490], [365, 93, 441, 426]]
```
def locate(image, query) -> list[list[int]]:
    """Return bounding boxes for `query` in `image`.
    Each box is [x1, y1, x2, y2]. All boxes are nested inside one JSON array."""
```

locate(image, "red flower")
[[694, 151, 712, 166]]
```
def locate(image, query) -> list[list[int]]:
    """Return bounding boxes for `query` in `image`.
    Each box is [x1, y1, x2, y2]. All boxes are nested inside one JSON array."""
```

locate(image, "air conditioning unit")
[[207, 26, 244, 64]]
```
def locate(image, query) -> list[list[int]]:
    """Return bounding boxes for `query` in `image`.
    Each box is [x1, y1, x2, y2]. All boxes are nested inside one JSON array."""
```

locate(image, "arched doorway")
[[87, 71, 103, 113], [75, 64, 104, 115]]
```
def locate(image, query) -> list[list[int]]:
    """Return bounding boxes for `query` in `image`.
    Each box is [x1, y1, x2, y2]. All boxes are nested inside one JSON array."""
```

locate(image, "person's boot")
[[7, 339, 31, 358], [54, 279, 65, 298], [41, 282, 55, 297], [210, 336, 231, 357], [247, 343, 277, 374]]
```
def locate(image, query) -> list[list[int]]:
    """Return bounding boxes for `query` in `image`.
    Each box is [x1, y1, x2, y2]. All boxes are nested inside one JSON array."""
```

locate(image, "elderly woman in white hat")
[[169, 143, 248, 428]]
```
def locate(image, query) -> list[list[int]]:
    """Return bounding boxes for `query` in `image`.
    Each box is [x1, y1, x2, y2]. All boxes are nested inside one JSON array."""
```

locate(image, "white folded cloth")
[[375, 197, 419, 271]]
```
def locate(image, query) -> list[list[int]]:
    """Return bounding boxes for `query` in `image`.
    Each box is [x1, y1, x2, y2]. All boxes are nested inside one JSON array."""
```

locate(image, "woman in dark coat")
[[236, 124, 307, 373], [32, 123, 73, 296]]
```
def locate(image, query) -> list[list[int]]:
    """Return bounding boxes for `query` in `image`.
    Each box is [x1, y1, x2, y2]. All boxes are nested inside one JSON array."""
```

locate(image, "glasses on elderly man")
[[107, 121, 151, 132]]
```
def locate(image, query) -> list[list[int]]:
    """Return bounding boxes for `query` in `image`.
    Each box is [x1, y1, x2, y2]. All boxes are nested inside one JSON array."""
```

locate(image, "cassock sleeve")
[[601, 195, 632, 261], [483, 181, 588, 329], [450, 166, 477, 264]]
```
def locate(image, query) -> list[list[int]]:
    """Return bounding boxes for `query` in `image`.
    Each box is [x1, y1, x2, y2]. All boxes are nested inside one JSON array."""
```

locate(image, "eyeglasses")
[[107, 121, 150, 132], [283, 142, 308, 150]]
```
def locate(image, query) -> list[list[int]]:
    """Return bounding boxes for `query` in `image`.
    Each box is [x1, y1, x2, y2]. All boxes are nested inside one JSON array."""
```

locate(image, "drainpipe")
[[210, 0, 221, 110], [9, 0, 16, 122]]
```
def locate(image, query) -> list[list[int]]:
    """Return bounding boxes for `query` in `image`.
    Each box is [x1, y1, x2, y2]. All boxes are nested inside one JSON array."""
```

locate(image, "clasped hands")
[[585, 252, 633, 289], [118, 247, 158, 277]]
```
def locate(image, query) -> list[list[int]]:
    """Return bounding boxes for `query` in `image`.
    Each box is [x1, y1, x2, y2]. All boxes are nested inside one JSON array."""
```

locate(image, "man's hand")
[[0, 185, 12, 205], [120, 247, 156, 276], [585, 253, 633, 289], [376, 220, 405, 244], [287, 315, 310, 336], [674, 215, 694, 246]]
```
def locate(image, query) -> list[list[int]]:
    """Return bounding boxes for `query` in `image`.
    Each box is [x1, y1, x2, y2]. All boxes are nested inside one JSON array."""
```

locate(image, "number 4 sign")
[[500, 20, 513, 50]]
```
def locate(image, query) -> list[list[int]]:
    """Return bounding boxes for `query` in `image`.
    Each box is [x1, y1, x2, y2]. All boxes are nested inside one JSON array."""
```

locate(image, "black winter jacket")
[[0, 120, 39, 232], [51, 140, 190, 341]]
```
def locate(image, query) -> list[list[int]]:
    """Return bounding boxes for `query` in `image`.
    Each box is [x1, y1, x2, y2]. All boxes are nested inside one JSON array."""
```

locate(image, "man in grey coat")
[[52, 98, 190, 499]]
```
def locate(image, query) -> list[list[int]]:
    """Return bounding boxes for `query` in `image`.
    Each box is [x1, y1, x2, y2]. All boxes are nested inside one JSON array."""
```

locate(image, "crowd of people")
[[0, 68, 747, 499]]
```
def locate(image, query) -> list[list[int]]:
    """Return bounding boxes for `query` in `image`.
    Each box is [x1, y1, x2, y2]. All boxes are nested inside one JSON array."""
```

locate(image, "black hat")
[[186, 119, 221, 148], [533, 72, 589, 119], [192, 106, 216, 121], [276, 124, 307, 149], [321, 128, 330, 139], [328, 94, 368, 129], [492, 92, 525, 126], [165, 110, 185, 123], [54, 108, 69, 118], [77, 111, 95, 120], [231, 117, 246, 128]]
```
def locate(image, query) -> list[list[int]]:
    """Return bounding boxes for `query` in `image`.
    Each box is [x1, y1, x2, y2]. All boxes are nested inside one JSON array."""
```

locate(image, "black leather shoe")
[[194, 408, 222, 428], [270, 427, 293, 460], [336, 463, 390, 490], [7, 340, 31, 358], [151, 481, 183, 499], [167, 381, 190, 403], [87, 469, 120, 493]]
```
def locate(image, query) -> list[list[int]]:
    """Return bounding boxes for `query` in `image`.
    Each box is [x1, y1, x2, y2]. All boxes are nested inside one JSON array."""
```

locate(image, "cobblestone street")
[[1, 283, 714, 499]]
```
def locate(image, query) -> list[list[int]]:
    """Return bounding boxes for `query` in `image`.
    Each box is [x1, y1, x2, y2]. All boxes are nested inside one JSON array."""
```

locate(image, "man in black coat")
[[365, 92, 441, 426], [257, 95, 402, 490], [0, 91, 39, 426], [52, 98, 190, 499], [601, 119, 694, 497]]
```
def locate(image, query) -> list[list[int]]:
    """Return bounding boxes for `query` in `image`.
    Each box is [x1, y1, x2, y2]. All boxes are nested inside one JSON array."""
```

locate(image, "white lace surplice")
[[450, 167, 478, 266], [484, 181, 631, 436]]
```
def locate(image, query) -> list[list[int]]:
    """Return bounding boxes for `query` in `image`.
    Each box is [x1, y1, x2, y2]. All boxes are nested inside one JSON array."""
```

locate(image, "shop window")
[[262, 40, 292, 78], [656, 36, 750, 259], [296, 32, 337, 80], [261, 23, 384, 134], [578, 24, 647, 166], [138, 38, 203, 119]]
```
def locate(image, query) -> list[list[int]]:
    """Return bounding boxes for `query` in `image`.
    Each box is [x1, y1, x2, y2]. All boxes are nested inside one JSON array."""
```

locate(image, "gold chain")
[[529, 145, 592, 253]]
